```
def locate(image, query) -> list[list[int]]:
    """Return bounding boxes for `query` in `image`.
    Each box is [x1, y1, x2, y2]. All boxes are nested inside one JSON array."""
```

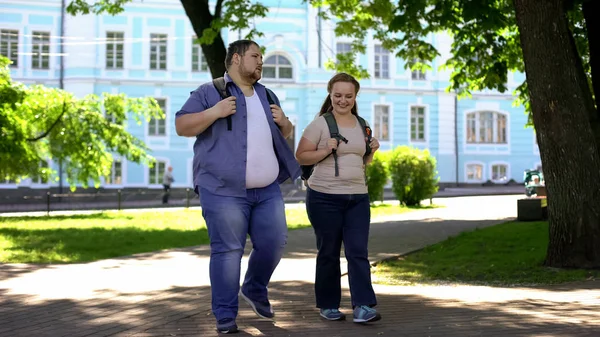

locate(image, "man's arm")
[[279, 118, 293, 139], [175, 93, 237, 137]]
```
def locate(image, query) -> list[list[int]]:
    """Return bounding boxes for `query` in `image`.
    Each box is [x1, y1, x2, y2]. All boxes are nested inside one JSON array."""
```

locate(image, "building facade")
[[0, 0, 541, 192]]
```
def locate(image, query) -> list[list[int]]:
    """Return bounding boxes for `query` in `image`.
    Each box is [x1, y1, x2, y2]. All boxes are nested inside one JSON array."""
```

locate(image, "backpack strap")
[[265, 88, 276, 106], [357, 116, 372, 163], [212, 77, 232, 131], [322, 112, 348, 177]]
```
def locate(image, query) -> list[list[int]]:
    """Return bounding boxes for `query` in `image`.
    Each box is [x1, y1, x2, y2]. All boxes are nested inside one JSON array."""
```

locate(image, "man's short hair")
[[225, 40, 260, 70]]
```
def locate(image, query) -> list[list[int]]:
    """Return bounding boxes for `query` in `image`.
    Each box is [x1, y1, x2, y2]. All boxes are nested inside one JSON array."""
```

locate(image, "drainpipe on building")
[[58, 0, 66, 196], [454, 93, 459, 187], [317, 7, 322, 68]]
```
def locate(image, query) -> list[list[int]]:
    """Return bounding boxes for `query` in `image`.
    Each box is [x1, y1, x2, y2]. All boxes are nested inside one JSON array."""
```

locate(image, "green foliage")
[[388, 146, 439, 206], [366, 151, 390, 203], [0, 55, 163, 189], [307, 0, 593, 123]]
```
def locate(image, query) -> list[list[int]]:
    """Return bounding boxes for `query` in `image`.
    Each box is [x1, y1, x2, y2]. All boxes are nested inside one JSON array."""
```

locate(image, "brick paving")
[[1, 195, 599, 336]]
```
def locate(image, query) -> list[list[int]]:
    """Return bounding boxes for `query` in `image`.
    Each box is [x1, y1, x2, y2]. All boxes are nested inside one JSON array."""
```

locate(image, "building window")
[[373, 105, 390, 141], [466, 164, 483, 181], [191, 37, 208, 72], [411, 58, 426, 80], [32, 31, 50, 69], [106, 32, 124, 69], [32, 161, 50, 184], [106, 160, 122, 185], [374, 45, 389, 79], [491, 164, 508, 182], [149, 33, 167, 70], [148, 98, 166, 136], [336, 42, 351, 55], [263, 55, 293, 79], [410, 106, 426, 142], [466, 111, 507, 144], [149, 160, 166, 185], [0, 29, 19, 67]]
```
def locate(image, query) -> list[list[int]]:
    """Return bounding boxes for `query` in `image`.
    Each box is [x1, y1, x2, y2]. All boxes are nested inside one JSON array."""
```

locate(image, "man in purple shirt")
[[175, 39, 301, 334]]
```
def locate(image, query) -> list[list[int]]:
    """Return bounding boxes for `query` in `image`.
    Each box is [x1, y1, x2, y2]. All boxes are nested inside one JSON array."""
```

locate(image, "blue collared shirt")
[[175, 73, 301, 197]]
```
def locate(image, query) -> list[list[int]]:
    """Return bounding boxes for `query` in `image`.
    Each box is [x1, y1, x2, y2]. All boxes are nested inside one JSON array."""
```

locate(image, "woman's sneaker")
[[320, 308, 346, 321], [353, 305, 381, 323]]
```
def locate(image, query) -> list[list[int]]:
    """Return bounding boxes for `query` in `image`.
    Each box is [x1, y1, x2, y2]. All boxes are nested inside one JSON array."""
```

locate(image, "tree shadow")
[[0, 280, 598, 337]]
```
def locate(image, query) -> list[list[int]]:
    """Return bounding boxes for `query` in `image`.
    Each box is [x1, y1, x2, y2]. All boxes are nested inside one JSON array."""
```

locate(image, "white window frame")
[[262, 54, 294, 81], [149, 33, 167, 70], [31, 31, 50, 70], [490, 162, 510, 184], [466, 111, 508, 144], [104, 159, 124, 187], [374, 44, 389, 79], [191, 36, 208, 72], [0, 29, 19, 67], [410, 105, 427, 142], [148, 159, 168, 186], [373, 104, 391, 142], [411, 58, 427, 80], [148, 98, 167, 137], [465, 162, 485, 183], [105, 31, 124, 70]]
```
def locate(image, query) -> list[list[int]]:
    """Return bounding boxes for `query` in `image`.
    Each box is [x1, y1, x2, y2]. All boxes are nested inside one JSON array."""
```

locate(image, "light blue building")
[[1, 0, 541, 192]]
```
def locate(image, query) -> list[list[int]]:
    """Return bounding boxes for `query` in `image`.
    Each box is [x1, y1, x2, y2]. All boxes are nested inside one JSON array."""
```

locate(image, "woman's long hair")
[[318, 73, 361, 117]]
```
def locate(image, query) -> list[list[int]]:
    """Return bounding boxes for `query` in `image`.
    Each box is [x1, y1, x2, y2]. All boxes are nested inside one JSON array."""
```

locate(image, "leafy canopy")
[[0, 56, 163, 189], [309, 0, 593, 116]]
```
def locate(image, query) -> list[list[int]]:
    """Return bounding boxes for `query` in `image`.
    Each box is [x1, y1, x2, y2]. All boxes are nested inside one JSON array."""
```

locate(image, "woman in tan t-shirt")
[[295, 73, 381, 324]]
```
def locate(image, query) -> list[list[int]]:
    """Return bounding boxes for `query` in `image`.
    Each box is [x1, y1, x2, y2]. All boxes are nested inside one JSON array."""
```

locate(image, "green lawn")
[[372, 221, 599, 286], [0, 203, 425, 264]]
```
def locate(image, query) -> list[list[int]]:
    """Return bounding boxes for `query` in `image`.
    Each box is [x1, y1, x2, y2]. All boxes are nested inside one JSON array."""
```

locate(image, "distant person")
[[174, 39, 300, 334], [162, 166, 174, 204], [295, 73, 382, 324]]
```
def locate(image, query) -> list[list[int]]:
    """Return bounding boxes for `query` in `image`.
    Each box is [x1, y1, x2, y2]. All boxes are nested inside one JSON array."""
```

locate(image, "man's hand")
[[215, 96, 237, 118], [270, 104, 287, 126]]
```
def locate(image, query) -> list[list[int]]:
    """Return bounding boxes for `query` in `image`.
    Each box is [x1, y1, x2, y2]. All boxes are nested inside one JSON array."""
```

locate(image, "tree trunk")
[[180, 0, 227, 79], [514, 0, 600, 268], [582, 0, 600, 146]]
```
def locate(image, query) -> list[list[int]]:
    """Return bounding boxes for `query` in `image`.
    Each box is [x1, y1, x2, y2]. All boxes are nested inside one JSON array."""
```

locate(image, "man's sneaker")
[[216, 318, 238, 334], [320, 308, 346, 321], [353, 305, 381, 323], [239, 289, 274, 319]]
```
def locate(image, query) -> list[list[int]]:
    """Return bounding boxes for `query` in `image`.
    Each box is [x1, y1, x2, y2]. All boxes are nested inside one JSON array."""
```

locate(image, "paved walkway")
[[0, 195, 598, 336]]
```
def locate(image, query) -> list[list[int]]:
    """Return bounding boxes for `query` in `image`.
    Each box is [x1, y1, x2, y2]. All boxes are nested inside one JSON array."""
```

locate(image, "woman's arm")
[[295, 137, 334, 165]]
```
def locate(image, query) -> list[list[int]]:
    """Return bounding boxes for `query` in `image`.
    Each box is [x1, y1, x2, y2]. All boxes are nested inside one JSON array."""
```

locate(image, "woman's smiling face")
[[329, 81, 357, 115]]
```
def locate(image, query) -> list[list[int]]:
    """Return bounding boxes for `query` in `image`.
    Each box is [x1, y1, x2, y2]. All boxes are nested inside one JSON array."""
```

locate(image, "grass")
[[372, 221, 599, 286], [0, 203, 425, 264]]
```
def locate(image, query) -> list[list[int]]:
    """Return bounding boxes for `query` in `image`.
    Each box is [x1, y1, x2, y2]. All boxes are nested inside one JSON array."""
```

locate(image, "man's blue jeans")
[[199, 182, 287, 321]]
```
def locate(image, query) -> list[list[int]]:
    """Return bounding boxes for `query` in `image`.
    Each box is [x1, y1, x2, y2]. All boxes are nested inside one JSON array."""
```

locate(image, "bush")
[[366, 151, 390, 203], [388, 146, 439, 206]]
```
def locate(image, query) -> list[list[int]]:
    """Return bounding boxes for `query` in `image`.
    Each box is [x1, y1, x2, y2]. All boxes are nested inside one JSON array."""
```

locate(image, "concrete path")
[[0, 195, 598, 336]]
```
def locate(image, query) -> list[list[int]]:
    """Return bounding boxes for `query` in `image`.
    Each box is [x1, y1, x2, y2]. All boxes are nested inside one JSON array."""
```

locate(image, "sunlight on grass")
[[372, 221, 599, 286], [0, 202, 432, 264]]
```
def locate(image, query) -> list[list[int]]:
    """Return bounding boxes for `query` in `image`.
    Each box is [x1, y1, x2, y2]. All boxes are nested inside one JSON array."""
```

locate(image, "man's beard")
[[240, 60, 261, 82]]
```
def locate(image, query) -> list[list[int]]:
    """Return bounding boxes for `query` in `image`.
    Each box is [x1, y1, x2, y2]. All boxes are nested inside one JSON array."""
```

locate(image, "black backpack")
[[212, 77, 277, 131], [300, 111, 372, 181]]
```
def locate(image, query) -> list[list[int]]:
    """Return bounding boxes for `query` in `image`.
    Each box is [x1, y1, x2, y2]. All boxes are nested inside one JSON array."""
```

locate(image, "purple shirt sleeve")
[[175, 87, 208, 118]]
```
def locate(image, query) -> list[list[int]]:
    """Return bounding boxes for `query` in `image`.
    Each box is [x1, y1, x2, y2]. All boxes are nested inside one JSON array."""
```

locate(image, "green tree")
[[67, 0, 271, 79], [308, 0, 600, 268], [0, 56, 163, 189]]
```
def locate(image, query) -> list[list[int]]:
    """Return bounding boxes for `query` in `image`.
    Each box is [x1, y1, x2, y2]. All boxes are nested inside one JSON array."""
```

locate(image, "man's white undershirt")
[[245, 91, 279, 188]]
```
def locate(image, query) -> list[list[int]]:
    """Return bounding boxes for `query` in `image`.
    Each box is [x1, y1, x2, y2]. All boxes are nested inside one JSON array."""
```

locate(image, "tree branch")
[[27, 100, 67, 142], [215, 0, 224, 19]]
